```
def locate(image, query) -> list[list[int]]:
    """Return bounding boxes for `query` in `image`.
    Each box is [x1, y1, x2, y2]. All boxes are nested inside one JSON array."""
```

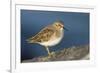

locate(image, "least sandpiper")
[[27, 20, 68, 58]]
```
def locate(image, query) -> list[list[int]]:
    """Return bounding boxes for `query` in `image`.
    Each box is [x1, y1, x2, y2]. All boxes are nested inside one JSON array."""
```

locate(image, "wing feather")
[[27, 25, 55, 43]]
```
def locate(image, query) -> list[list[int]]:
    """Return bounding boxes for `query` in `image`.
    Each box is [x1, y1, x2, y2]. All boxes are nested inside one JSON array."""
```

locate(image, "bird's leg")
[[45, 47, 56, 58], [42, 46, 51, 61], [50, 52, 56, 58], [45, 46, 51, 58]]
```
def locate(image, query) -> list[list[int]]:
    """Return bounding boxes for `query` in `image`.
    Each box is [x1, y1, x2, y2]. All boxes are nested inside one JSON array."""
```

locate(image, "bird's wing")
[[27, 25, 55, 43]]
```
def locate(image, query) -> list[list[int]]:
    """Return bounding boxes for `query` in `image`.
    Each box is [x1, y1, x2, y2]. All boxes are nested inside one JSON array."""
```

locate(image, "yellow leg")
[[45, 47, 56, 58], [42, 46, 51, 61], [45, 46, 51, 57]]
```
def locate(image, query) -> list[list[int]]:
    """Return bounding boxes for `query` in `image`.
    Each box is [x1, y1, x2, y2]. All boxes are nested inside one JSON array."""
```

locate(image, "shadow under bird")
[[26, 20, 68, 59]]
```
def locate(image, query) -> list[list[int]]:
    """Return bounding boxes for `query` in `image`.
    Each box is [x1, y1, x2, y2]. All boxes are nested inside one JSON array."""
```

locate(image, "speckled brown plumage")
[[26, 20, 65, 58], [27, 25, 55, 43]]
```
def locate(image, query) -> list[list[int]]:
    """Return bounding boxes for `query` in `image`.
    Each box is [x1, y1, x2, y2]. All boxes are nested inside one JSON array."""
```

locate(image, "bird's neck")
[[56, 29, 64, 37]]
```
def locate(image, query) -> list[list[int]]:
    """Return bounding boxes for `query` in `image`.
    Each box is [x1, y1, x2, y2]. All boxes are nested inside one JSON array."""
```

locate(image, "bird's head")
[[53, 20, 68, 31]]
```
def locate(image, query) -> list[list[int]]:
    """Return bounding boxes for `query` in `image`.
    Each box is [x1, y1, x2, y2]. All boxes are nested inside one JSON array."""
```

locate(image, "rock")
[[22, 45, 89, 63]]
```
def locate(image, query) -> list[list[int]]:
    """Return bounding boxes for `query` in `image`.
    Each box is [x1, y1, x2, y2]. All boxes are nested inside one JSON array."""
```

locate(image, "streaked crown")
[[53, 20, 64, 30]]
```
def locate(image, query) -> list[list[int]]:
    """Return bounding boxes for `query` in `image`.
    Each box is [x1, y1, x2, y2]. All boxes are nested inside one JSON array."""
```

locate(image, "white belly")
[[40, 30, 64, 47]]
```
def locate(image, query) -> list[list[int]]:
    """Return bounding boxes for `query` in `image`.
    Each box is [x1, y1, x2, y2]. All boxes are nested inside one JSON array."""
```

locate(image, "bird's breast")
[[40, 29, 64, 47]]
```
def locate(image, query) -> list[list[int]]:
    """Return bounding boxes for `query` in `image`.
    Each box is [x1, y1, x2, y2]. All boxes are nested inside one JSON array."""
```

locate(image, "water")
[[21, 10, 89, 61]]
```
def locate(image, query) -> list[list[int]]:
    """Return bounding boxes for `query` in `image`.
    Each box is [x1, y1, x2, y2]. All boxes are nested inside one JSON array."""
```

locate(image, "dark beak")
[[63, 27, 69, 31]]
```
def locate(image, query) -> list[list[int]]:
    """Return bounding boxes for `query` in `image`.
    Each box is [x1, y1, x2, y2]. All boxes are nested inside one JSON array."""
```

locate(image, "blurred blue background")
[[21, 10, 89, 61]]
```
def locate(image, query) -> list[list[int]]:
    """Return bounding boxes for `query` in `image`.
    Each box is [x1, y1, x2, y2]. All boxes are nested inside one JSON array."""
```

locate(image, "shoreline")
[[22, 44, 89, 63]]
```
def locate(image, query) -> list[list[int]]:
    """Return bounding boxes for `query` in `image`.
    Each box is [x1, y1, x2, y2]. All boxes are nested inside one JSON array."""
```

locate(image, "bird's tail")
[[26, 38, 36, 43]]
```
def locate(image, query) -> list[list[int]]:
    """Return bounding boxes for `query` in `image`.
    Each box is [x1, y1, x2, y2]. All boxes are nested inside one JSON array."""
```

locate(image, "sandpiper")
[[27, 20, 68, 58]]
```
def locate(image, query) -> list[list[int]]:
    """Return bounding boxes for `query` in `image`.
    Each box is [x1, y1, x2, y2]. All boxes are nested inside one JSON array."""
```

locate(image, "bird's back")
[[27, 25, 55, 43]]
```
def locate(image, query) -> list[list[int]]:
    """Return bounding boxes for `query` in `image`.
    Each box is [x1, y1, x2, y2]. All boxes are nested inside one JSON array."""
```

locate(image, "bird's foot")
[[50, 52, 56, 58], [42, 56, 51, 61], [42, 52, 56, 61]]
